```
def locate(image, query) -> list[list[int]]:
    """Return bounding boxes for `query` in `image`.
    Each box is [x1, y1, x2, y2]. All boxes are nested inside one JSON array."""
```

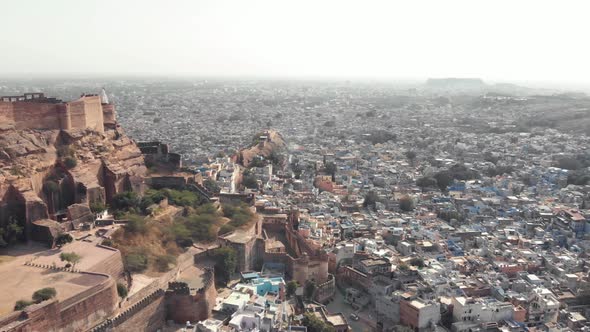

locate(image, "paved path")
[[326, 289, 374, 331]]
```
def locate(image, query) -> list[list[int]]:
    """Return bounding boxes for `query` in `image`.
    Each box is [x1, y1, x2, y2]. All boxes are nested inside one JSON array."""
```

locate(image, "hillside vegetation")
[[107, 191, 256, 274]]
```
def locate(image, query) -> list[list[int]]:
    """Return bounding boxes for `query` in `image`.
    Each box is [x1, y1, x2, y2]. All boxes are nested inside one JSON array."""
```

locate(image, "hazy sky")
[[1, 0, 589, 85]]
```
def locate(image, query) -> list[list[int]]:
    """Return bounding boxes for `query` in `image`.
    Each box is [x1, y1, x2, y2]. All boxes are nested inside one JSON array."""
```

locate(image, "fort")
[[0, 90, 146, 247], [0, 90, 115, 133]]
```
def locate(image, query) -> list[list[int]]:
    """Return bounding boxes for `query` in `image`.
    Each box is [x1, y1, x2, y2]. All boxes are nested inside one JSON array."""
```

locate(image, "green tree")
[[154, 254, 176, 272], [203, 178, 221, 194], [557, 157, 582, 170], [32, 287, 57, 303], [433, 171, 452, 191], [55, 233, 73, 247], [89, 201, 106, 213], [60, 252, 81, 267], [399, 195, 415, 212], [405, 150, 417, 165], [125, 252, 148, 272], [124, 214, 148, 235], [219, 224, 235, 235], [416, 177, 437, 191], [363, 191, 378, 208], [211, 247, 237, 286], [14, 300, 34, 310], [242, 170, 258, 189], [324, 162, 337, 180], [410, 257, 425, 268], [0, 217, 24, 247], [302, 312, 336, 332], [116, 282, 128, 298], [286, 280, 298, 298], [111, 191, 140, 211], [63, 156, 77, 169], [304, 281, 316, 300]]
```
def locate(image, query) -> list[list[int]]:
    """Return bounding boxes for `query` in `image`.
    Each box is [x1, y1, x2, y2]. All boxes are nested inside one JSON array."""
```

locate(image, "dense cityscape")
[[0, 77, 589, 332]]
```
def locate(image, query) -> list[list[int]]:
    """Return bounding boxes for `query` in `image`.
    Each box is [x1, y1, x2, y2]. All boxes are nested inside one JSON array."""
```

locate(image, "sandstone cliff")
[[0, 123, 146, 243], [236, 129, 287, 168]]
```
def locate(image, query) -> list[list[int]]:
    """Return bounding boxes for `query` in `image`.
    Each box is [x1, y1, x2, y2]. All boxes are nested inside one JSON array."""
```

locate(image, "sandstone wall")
[[88, 245, 126, 282], [58, 275, 118, 332], [165, 269, 217, 324], [67, 100, 88, 131], [12, 102, 62, 130], [102, 104, 116, 127], [0, 269, 118, 332], [111, 295, 166, 332], [0, 95, 107, 133], [0, 102, 15, 128], [82, 96, 104, 133]]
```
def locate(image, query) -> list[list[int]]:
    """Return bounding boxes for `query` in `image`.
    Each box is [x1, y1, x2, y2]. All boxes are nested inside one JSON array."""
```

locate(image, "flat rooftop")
[[221, 229, 255, 244], [177, 265, 205, 292], [0, 264, 107, 316], [30, 240, 120, 271]]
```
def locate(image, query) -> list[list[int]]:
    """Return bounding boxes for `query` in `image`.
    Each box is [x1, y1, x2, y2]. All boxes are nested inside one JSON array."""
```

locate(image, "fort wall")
[[110, 293, 166, 332], [101, 103, 116, 127], [91, 290, 166, 332], [0, 266, 118, 332], [12, 102, 62, 130], [89, 245, 126, 282], [0, 102, 15, 128], [0, 94, 108, 133], [165, 268, 217, 324]]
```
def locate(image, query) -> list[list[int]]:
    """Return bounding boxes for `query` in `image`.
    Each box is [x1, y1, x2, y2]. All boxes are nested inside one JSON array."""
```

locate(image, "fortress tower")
[[0, 90, 117, 133]]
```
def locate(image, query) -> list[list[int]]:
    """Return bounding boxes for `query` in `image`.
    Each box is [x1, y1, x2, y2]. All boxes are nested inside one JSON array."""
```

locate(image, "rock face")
[[0, 93, 146, 245], [236, 130, 287, 168]]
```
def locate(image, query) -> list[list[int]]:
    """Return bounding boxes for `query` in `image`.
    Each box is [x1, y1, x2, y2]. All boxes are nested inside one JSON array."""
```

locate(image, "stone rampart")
[[0, 94, 108, 133], [165, 268, 217, 324], [90, 289, 165, 332], [1, 264, 118, 332]]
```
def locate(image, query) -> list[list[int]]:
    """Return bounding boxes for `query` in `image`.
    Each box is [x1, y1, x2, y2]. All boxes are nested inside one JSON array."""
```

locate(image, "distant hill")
[[426, 78, 486, 90]]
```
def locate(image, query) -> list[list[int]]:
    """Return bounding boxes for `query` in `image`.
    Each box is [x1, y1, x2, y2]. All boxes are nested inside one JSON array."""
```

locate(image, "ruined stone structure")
[[0, 91, 146, 247]]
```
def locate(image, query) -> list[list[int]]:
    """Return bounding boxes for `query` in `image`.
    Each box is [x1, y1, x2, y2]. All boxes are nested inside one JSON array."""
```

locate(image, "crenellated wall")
[[165, 268, 217, 324], [91, 290, 166, 332]]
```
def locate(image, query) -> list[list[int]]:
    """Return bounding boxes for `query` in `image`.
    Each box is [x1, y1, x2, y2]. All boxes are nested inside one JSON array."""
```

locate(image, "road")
[[326, 289, 375, 331]]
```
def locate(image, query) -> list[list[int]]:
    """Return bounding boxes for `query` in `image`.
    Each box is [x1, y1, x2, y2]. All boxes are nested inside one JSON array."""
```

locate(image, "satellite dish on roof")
[[100, 88, 109, 104]]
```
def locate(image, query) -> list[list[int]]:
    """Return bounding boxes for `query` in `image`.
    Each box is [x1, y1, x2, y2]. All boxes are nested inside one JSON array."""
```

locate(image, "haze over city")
[[2, 1, 590, 332], [1, 0, 590, 88]]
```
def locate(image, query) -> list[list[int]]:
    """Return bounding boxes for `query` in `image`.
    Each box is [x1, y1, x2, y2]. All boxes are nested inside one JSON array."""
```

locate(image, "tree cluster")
[[302, 312, 336, 332], [211, 247, 237, 286], [15, 287, 57, 310]]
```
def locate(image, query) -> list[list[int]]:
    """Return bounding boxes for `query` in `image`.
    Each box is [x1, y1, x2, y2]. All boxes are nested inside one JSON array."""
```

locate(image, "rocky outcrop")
[[0, 105, 146, 245], [236, 130, 287, 168]]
